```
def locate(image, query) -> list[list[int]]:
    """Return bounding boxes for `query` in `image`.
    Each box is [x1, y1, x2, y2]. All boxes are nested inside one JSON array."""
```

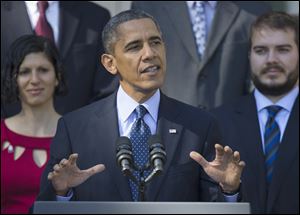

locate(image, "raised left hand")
[[190, 144, 245, 193]]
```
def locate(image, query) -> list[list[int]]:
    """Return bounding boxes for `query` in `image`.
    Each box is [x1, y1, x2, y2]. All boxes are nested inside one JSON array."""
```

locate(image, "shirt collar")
[[117, 86, 160, 123], [254, 86, 299, 112], [186, 1, 218, 9], [25, 1, 58, 13]]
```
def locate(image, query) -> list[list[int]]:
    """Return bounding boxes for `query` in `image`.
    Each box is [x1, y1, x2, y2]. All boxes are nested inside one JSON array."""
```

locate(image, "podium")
[[33, 201, 250, 214]]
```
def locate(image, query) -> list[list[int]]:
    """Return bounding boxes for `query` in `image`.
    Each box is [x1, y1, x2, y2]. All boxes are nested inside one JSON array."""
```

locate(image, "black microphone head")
[[148, 134, 164, 149], [148, 134, 166, 169], [116, 136, 133, 168], [116, 136, 132, 152]]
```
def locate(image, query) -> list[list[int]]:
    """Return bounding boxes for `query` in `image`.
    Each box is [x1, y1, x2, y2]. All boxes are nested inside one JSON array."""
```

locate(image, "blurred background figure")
[[1, 35, 67, 214], [212, 11, 299, 213], [1, 1, 118, 119], [132, 1, 272, 109]]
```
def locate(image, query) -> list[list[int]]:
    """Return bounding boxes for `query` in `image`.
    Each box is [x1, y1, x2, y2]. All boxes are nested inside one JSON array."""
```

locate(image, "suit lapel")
[[4, 2, 34, 37], [163, 2, 200, 64], [200, 2, 239, 71], [267, 96, 299, 211], [94, 93, 132, 201], [234, 95, 268, 210], [58, 2, 79, 59], [147, 94, 183, 201]]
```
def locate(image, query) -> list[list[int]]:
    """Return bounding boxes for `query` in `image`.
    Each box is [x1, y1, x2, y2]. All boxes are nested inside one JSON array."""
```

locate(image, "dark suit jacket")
[[132, 1, 271, 109], [1, 1, 118, 118], [211, 94, 299, 214], [37, 91, 225, 202]]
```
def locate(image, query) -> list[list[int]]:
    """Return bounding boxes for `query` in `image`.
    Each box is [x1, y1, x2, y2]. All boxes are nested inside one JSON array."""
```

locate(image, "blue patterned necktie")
[[264, 105, 282, 183], [129, 105, 151, 201], [191, 1, 207, 58]]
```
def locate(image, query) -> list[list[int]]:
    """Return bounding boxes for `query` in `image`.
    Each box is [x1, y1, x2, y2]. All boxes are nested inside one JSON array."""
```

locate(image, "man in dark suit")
[[36, 10, 245, 202], [212, 12, 299, 213], [1, 1, 118, 118], [132, 1, 271, 109]]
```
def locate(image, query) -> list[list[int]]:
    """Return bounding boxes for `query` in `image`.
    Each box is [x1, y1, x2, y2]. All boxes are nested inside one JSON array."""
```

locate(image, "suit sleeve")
[[36, 117, 73, 201], [199, 115, 225, 201]]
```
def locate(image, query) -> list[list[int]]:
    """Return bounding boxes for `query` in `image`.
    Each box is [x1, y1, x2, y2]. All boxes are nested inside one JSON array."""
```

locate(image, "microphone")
[[148, 135, 166, 176], [116, 136, 134, 177]]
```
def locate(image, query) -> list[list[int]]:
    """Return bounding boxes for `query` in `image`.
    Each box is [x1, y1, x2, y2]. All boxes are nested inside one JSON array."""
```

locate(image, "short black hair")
[[102, 9, 162, 54], [250, 11, 299, 49], [1, 35, 67, 104]]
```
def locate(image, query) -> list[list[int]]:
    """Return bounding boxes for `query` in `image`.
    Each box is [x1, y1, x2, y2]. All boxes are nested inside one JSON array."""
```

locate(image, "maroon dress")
[[1, 120, 52, 214]]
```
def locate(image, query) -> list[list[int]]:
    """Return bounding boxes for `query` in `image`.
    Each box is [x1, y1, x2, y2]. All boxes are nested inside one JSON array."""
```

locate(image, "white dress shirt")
[[25, 1, 59, 44], [254, 86, 299, 153]]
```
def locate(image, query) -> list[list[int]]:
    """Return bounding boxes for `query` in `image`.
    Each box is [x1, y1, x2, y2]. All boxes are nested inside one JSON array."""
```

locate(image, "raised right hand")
[[47, 153, 105, 196]]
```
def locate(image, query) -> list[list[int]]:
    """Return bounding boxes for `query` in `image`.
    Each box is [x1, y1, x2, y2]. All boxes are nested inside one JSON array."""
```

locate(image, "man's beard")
[[251, 64, 299, 96]]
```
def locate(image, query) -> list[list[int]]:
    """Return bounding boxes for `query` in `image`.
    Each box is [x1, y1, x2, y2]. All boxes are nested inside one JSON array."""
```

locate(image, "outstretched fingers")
[[69, 153, 78, 165], [83, 164, 106, 177], [47, 153, 78, 181], [215, 144, 224, 161], [238, 160, 246, 169], [47, 171, 54, 180], [223, 145, 233, 161], [190, 151, 209, 168], [59, 158, 68, 167], [233, 151, 240, 163]]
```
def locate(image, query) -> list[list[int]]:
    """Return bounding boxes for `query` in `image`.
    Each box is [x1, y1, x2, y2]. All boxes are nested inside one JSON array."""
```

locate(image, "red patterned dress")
[[1, 120, 52, 214]]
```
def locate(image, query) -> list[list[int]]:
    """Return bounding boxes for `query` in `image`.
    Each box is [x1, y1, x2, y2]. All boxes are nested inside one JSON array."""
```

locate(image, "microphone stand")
[[138, 174, 146, 201], [118, 156, 157, 201], [136, 164, 162, 201]]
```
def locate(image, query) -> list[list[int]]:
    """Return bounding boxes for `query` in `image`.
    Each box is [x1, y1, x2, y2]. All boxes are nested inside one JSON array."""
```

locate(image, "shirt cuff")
[[56, 189, 73, 201], [223, 192, 239, 202]]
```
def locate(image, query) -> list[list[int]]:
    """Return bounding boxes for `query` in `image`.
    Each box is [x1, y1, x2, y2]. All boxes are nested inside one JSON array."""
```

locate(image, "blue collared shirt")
[[117, 85, 160, 137], [254, 86, 299, 153]]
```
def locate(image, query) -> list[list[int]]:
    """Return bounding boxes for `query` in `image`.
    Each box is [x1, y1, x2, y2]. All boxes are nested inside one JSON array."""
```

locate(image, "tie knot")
[[194, 1, 205, 10], [38, 1, 49, 13], [135, 105, 148, 119], [266, 105, 282, 118]]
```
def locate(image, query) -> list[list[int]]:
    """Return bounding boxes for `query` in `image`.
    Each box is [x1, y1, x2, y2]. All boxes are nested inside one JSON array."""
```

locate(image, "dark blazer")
[[1, 1, 118, 118], [132, 1, 271, 109], [37, 92, 225, 202], [211, 94, 299, 214]]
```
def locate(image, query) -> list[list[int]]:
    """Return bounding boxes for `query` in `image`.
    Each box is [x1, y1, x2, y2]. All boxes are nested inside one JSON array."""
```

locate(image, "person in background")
[[1, 1, 118, 119], [211, 11, 299, 213], [1, 35, 67, 214], [132, 1, 271, 110]]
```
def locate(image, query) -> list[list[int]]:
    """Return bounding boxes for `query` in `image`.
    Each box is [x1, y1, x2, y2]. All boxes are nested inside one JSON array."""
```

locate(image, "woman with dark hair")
[[1, 35, 67, 214]]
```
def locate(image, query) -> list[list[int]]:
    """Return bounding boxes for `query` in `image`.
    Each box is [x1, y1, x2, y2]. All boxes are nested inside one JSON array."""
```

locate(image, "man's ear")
[[101, 54, 117, 75]]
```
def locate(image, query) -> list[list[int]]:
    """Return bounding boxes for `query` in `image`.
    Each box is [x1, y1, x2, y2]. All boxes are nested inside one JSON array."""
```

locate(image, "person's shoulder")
[[1, 119, 5, 131], [1, 117, 13, 141], [162, 94, 215, 122], [132, 1, 169, 9], [77, 1, 110, 13], [61, 1, 110, 17], [211, 94, 254, 117], [62, 93, 115, 122], [233, 1, 272, 16], [1, 1, 21, 11]]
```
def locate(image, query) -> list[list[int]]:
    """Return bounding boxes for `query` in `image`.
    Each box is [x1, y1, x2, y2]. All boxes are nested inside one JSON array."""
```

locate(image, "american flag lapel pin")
[[169, 128, 177, 134]]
